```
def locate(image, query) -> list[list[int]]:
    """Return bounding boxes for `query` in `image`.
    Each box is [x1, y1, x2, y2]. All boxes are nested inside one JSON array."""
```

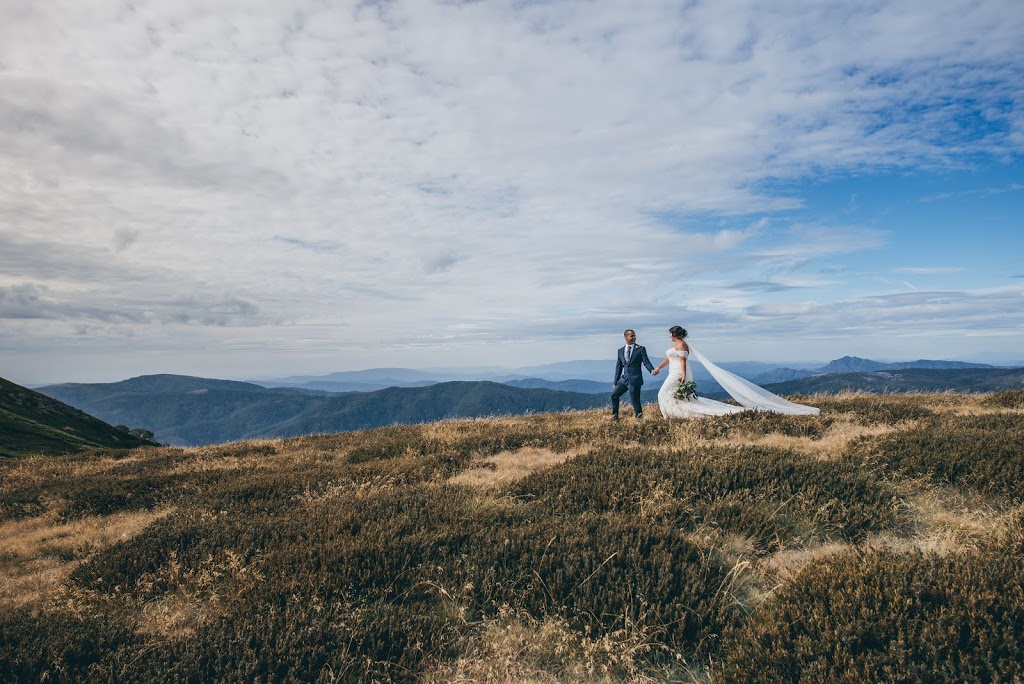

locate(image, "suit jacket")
[[614, 344, 654, 387]]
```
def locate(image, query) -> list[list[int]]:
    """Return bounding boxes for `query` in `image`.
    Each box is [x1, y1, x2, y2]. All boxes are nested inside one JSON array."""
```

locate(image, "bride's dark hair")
[[669, 325, 687, 340]]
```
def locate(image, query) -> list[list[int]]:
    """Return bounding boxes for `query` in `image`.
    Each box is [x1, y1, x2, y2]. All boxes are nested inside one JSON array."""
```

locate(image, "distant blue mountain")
[[37, 375, 629, 446], [758, 367, 1024, 396], [504, 376, 727, 395], [497, 360, 612, 382], [503, 378, 610, 394], [36, 359, 1023, 448], [749, 356, 996, 383], [264, 379, 439, 393], [264, 368, 447, 386], [817, 356, 994, 373], [752, 368, 822, 384], [251, 355, 1001, 398], [256, 358, 786, 393]]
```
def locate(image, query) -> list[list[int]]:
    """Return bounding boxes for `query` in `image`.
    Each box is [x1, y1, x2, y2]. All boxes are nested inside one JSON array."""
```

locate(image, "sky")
[[1, 0, 1023, 385]]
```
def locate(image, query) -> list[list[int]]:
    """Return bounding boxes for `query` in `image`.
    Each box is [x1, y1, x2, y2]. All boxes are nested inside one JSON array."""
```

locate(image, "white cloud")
[[1, 0, 1022, 382], [894, 267, 966, 274]]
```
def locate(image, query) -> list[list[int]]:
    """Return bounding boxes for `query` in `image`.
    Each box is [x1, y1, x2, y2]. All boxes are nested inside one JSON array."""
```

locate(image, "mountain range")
[[252, 359, 815, 393], [814, 356, 994, 373], [746, 356, 998, 385], [24, 356, 1023, 449], [753, 367, 1024, 396], [252, 356, 996, 394], [36, 375, 643, 447]]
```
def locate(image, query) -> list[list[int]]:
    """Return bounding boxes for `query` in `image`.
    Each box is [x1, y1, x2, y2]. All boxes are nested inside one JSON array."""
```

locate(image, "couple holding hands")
[[611, 327, 819, 421]]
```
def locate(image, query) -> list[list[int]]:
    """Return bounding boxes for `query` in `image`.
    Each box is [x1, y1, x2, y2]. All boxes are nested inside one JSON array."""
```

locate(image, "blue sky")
[[1, 0, 1022, 385], [769, 165, 1022, 282]]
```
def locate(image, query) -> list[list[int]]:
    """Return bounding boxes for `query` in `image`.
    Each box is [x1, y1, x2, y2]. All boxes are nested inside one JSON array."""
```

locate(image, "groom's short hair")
[[623, 329, 635, 336]]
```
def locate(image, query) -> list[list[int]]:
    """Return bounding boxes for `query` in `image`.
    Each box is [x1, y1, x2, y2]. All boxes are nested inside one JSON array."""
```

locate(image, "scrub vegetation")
[[2, 391, 1022, 682]]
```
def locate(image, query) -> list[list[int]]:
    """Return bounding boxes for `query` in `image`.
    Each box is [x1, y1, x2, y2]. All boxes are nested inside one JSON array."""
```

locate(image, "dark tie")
[[625, 346, 632, 363]]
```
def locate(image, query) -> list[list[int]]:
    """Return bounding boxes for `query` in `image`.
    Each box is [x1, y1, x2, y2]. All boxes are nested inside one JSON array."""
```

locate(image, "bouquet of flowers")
[[675, 379, 698, 401]]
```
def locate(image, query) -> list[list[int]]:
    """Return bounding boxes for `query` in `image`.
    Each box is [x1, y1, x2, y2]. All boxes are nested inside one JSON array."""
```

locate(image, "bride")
[[653, 326, 819, 418]]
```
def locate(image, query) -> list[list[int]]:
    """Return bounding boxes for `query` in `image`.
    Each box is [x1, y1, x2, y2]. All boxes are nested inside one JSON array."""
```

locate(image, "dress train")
[[657, 344, 819, 418]]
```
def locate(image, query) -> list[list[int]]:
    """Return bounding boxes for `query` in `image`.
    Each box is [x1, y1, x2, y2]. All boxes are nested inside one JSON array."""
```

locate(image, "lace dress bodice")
[[665, 347, 692, 381]]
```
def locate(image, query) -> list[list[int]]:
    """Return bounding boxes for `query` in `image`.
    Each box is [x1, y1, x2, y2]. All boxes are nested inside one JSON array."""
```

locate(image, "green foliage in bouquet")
[[674, 379, 698, 401]]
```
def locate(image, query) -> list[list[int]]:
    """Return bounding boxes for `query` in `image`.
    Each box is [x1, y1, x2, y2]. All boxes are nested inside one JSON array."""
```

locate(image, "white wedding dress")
[[657, 345, 820, 419]]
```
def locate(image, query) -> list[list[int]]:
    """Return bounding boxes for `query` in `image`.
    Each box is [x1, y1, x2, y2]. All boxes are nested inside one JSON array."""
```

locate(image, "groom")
[[611, 329, 658, 421]]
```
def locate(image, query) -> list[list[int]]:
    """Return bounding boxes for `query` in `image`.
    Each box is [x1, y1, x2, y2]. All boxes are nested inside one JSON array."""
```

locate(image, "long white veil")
[[688, 344, 819, 415]]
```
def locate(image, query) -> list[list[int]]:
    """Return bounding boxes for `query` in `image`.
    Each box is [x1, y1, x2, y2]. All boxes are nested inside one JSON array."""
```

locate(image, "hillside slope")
[[40, 366, 1024, 446], [817, 356, 994, 373], [255, 381, 620, 437], [761, 367, 1024, 395], [0, 376, 153, 457], [1, 392, 1021, 682], [38, 375, 657, 446]]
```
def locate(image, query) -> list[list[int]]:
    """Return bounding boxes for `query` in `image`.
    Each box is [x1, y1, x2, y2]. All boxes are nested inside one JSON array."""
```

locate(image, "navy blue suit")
[[611, 344, 654, 418]]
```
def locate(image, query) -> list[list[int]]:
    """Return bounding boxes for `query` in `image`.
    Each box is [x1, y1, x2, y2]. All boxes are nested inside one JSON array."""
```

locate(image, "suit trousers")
[[611, 381, 642, 417]]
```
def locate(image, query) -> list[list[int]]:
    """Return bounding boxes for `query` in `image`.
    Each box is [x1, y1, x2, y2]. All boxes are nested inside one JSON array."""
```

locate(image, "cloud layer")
[[1, 0, 1022, 382]]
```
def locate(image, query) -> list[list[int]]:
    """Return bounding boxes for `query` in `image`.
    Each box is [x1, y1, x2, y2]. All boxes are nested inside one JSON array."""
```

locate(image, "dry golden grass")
[[449, 447, 584, 490], [137, 592, 214, 640], [760, 542, 854, 582], [905, 390, 1024, 414], [0, 456, 59, 492], [456, 394, 1024, 623], [1, 449, 155, 487], [165, 452, 273, 475], [879, 482, 1022, 555], [132, 548, 264, 640], [651, 391, 1024, 603], [3, 391, 1022, 682], [0, 508, 172, 611], [0, 557, 71, 613], [719, 418, 901, 460], [744, 482, 1022, 600], [422, 607, 699, 684]]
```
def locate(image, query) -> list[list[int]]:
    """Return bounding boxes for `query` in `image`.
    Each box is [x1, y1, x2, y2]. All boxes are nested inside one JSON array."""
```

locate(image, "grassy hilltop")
[[2, 391, 1023, 682]]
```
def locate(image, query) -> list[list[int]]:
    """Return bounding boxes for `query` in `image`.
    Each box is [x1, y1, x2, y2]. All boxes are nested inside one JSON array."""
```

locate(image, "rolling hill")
[[0, 376, 154, 457], [816, 356, 995, 373], [759, 367, 1024, 396], [257, 357, 995, 395], [505, 377, 623, 393], [37, 375, 652, 446], [505, 376, 728, 395], [37, 363, 1024, 447], [256, 359, 769, 392], [3, 393, 1022, 681], [750, 356, 998, 383]]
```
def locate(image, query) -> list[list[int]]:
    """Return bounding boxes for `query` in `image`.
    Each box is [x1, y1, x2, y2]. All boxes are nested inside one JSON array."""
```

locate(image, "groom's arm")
[[613, 353, 623, 386], [640, 347, 655, 373]]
